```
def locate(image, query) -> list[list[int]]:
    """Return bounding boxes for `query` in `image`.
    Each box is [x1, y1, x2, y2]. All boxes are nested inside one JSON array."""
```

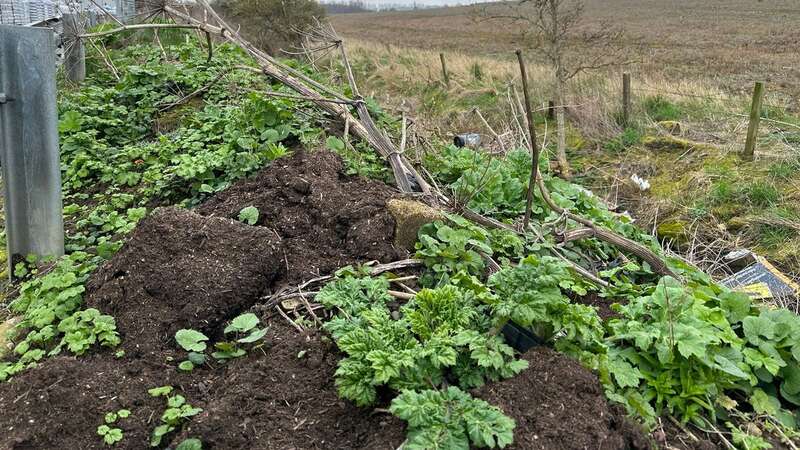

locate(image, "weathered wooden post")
[[515, 49, 539, 231], [63, 13, 86, 84], [0, 25, 65, 276], [622, 72, 631, 126], [743, 81, 765, 160], [439, 52, 450, 88]]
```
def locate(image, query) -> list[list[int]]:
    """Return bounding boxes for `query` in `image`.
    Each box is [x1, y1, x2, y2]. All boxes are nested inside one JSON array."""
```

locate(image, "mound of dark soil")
[[85, 207, 284, 357], [172, 320, 405, 449], [0, 354, 185, 449], [0, 320, 405, 450], [0, 150, 408, 449], [196, 149, 404, 284], [474, 346, 650, 450]]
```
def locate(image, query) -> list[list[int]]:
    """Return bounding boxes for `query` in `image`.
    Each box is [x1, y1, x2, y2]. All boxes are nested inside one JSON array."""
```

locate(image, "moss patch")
[[642, 135, 716, 153], [387, 199, 443, 250]]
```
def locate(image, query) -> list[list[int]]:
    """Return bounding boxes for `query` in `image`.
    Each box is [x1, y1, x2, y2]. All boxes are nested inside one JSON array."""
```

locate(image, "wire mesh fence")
[[0, 0, 136, 26]]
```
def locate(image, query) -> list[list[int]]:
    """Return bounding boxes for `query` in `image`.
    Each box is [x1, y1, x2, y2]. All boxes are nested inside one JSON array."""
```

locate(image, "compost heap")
[[0, 150, 655, 449]]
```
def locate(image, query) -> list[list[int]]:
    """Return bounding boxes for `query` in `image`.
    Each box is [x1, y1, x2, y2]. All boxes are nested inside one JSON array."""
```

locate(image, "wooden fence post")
[[743, 81, 765, 160], [622, 72, 631, 126], [439, 52, 450, 88]]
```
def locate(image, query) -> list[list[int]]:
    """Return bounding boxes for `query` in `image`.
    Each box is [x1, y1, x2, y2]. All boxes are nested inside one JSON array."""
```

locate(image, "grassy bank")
[[337, 37, 800, 286]]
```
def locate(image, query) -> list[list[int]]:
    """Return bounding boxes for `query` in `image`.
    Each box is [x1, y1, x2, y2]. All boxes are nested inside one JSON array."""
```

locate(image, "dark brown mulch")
[[172, 319, 405, 450], [572, 291, 622, 321], [84, 206, 285, 358], [0, 321, 406, 450], [0, 354, 185, 450], [473, 346, 651, 450], [0, 150, 408, 450], [196, 149, 404, 285]]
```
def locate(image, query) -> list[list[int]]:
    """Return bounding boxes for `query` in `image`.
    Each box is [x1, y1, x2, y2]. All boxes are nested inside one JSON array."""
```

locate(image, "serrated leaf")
[[750, 388, 781, 416]]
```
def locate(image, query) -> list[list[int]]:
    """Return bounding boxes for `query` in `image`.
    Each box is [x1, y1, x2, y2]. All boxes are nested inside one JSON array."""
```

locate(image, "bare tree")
[[478, 0, 628, 178], [216, 0, 326, 54]]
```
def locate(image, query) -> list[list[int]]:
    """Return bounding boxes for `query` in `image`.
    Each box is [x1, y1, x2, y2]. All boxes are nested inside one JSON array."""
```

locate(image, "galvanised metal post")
[[0, 25, 65, 276]]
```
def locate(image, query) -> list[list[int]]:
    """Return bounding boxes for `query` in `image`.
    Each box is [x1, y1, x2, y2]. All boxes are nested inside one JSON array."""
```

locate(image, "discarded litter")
[[721, 252, 799, 300]]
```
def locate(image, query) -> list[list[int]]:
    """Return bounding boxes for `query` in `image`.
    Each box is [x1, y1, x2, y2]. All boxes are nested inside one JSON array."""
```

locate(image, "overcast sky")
[[320, 0, 500, 6]]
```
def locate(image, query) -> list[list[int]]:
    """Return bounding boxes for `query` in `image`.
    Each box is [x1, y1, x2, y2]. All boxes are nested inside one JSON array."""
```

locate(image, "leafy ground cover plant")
[[97, 408, 130, 446], [213, 313, 268, 360], [173, 313, 267, 369], [147, 386, 202, 447], [320, 276, 527, 407], [237, 206, 259, 225], [2, 33, 325, 380]]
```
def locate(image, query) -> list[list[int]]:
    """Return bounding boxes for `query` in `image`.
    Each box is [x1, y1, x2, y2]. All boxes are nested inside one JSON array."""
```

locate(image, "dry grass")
[[332, 0, 800, 103]]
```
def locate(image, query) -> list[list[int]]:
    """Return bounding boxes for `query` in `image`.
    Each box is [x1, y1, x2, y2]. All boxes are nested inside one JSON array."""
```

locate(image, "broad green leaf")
[[175, 329, 209, 352], [237, 206, 259, 226], [225, 313, 260, 333], [175, 438, 203, 450], [237, 327, 268, 343], [750, 388, 780, 416]]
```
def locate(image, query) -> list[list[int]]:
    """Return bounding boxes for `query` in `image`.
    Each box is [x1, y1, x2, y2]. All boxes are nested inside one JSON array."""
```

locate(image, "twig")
[[297, 286, 322, 326], [79, 23, 204, 39], [153, 28, 167, 60], [157, 69, 230, 112], [275, 305, 304, 333], [473, 108, 506, 153], [87, 38, 119, 81], [388, 290, 415, 300]]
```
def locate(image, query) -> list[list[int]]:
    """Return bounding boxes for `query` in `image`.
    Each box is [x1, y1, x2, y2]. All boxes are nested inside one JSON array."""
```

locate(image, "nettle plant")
[[604, 275, 800, 430], [415, 214, 523, 287], [318, 275, 522, 448]]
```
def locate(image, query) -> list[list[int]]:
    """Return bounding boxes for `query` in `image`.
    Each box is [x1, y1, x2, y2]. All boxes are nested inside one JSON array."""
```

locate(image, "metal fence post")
[[0, 25, 65, 275], [63, 13, 86, 83]]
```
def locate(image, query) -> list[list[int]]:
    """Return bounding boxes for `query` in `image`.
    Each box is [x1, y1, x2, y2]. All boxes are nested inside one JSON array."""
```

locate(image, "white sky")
[[320, 0, 501, 6]]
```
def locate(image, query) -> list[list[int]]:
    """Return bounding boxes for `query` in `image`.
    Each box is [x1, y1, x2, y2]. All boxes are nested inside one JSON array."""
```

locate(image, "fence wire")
[[0, 0, 135, 26]]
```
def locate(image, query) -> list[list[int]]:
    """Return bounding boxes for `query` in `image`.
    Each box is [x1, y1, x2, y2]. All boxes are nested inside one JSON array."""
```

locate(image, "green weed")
[[643, 95, 682, 121], [742, 181, 780, 207]]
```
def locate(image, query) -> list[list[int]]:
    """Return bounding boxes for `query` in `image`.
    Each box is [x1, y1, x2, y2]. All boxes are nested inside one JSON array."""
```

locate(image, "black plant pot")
[[501, 322, 544, 352]]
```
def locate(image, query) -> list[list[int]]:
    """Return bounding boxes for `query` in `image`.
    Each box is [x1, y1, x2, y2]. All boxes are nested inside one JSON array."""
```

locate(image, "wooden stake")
[[516, 49, 539, 232], [439, 52, 450, 88], [622, 72, 631, 126], [743, 81, 765, 160]]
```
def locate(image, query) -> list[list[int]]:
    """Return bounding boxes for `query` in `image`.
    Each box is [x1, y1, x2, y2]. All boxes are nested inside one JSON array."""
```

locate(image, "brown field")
[[331, 0, 800, 100]]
